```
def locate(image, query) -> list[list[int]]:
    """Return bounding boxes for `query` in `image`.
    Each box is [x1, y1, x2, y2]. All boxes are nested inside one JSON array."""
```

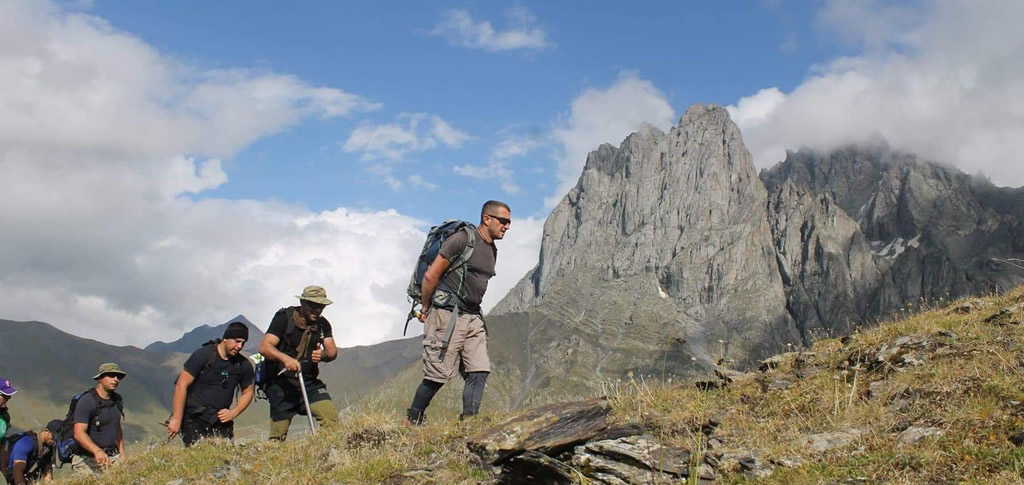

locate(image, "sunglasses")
[[487, 214, 511, 226], [220, 371, 232, 389]]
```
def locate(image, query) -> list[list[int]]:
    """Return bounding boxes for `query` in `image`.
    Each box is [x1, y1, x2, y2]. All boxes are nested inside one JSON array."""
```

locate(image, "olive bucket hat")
[[297, 285, 333, 306], [92, 362, 127, 380]]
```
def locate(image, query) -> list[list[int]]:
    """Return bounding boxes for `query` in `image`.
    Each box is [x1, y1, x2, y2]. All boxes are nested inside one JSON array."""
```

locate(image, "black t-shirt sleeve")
[[320, 318, 333, 339], [266, 309, 289, 339], [438, 230, 469, 262], [182, 347, 210, 377], [72, 393, 95, 425], [238, 358, 255, 388]]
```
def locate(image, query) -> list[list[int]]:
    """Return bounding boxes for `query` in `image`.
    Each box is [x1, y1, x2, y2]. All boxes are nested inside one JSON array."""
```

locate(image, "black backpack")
[[403, 220, 477, 335], [254, 308, 324, 400], [55, 389, 123, 465]]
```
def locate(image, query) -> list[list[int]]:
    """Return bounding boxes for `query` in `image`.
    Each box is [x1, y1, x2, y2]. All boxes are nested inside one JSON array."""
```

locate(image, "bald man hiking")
[[404, 200, 510, 425]]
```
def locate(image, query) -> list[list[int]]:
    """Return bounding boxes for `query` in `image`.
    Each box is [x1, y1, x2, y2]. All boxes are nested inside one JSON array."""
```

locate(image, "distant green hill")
[[0, 319, 184, 441]]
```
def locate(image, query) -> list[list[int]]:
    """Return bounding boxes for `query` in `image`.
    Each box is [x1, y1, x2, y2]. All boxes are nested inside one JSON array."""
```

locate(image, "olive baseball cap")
[[297, 285, 333, 305], [92, 363, 127, 380]]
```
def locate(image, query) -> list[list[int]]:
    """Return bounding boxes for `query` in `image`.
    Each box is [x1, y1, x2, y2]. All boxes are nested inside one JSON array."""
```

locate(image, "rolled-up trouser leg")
[[309, 399, 339, 429], [461, 371, 489, 418], [407, 379, 444, 425]]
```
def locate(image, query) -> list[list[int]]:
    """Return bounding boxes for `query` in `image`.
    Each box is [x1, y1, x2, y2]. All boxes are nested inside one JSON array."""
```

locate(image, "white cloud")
[[481, 216, 545, 313], [728, 0, 1024, 187], [408, 174, 438, 191], [454, 161, 513, 179], [547, 73, 676, 207], [501, 182, 521, 195], [0, 0, 427, 347], [343, 113, 469, 162], [431, 6, 552, 52], [454, 131, 543, 194]]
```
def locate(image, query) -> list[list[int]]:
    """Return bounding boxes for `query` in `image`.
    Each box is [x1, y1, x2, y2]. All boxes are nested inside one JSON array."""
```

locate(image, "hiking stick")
[[278, 361, 319, 435], [296, 370, 318, 435]]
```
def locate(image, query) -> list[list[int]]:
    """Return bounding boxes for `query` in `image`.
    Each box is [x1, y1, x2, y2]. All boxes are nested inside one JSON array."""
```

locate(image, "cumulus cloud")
[[343, 113, 469, 162], [431, 6, 552, 52], [728, 0, 1024, 187], [547, 74, 676, 207], [454, 132, 542, 195], [408, 174, 438, 191], [481, 216, 546, 312], [0, 0, 425, 347]]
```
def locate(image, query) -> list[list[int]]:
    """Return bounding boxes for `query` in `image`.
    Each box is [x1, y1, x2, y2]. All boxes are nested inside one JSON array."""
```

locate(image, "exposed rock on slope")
[[762, 146, 1024, 344]]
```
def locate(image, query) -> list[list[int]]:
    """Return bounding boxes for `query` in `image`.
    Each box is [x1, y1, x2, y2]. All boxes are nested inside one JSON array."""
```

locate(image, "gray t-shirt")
[[73, 391, 122, 450], [438, 227, 496, 313]]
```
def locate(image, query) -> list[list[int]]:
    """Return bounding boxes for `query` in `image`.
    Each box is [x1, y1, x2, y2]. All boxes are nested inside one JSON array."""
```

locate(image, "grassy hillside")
[[56, 286, 1024, 483], [0, 320, 186, 441]]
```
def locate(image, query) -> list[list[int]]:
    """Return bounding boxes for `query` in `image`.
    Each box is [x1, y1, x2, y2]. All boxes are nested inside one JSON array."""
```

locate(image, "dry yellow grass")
[[60, 287, 1024, 484]]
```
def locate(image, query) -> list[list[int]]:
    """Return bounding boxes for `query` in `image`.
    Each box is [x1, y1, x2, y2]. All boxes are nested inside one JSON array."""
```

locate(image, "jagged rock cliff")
[[487, 104, 1024, 404], [761, 146, 1024, 343]]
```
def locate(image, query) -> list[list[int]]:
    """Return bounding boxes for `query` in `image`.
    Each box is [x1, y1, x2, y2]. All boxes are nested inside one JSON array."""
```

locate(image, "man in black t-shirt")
[[405, 200, 509, 426], [258, 285, 339, 441], [166, 322, 256, 446], [72, 363, 126, 475]]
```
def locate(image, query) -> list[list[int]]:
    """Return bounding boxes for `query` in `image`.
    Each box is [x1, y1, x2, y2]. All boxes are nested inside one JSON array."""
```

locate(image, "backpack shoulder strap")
[[90, 389, 124, 417], [201, 341, 222, 376], [447, 224, 477, 271], [274, 307, 295, 349]]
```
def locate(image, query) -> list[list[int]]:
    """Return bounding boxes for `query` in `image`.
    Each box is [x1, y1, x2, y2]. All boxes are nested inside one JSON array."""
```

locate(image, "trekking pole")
[[296, 369, 318, 435], [280, 366, 318, 435]]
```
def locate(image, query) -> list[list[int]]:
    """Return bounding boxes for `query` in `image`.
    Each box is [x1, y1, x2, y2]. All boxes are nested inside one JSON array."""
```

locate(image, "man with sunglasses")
[[258, 286, 339, 440], [166, 322, 255, 446], [71, 363, 126, 475], [405, 200, 510, 425]]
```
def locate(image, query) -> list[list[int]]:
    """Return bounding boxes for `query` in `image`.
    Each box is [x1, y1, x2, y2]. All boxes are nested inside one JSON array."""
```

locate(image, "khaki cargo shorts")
[[422, 307, 489, 383]]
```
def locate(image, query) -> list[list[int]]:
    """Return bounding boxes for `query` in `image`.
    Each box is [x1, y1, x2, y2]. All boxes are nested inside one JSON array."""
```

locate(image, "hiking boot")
[[405, 408, 426, 426]]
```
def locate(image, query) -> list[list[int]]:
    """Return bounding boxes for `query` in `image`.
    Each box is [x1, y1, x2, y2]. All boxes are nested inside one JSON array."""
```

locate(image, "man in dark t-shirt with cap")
[[166, 321, 256, 446], [72, 362, 126, 475], [259, 285, 340, 441]]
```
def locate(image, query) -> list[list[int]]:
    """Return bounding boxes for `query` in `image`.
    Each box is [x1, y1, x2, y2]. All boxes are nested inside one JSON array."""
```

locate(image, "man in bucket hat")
[[72, 363, 126, 475], [258, 286, 339, 440], [0, 378, 15, 438]]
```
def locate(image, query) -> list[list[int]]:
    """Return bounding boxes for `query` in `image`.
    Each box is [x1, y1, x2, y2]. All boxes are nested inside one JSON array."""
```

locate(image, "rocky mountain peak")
[[484, 104, 1022, 405], [494, 103, 795, 372]]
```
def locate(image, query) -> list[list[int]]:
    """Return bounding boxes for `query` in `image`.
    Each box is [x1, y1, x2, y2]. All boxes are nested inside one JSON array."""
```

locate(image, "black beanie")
[[223, 322, 249, 341]]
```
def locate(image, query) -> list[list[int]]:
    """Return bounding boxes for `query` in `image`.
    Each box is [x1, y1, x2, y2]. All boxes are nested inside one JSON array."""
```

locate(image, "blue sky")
[[2, 0, 1021, 347], [86, 0, 833, 219]]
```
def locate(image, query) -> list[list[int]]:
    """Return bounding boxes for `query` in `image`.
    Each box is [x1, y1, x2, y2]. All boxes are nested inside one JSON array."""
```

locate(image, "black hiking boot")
[[405, 408, 426, 426]]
